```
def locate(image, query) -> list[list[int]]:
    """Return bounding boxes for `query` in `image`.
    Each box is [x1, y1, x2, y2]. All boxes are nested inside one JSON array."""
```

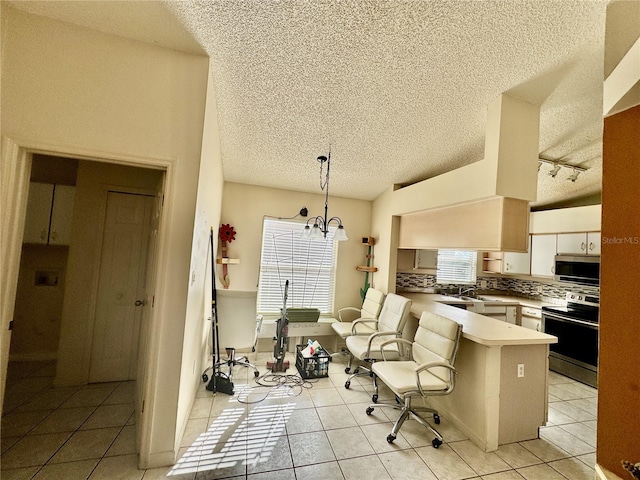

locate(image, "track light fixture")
[[538, 158, 587, 182], [548, 164, 562, 178], [567, 167, 581, 182], [301, 146, 348, 241]]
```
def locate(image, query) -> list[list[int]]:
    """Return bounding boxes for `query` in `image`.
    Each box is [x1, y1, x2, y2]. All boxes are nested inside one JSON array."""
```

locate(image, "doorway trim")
[[0, 134, 175, 466]]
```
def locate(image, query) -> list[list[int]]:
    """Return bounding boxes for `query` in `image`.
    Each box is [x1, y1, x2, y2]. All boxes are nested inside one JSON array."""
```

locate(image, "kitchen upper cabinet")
[[502, 236, 532, 275], [482, 237, 531, 275], [396, 249, 438, 272], [23, 182, 75, 245], [557, 232, 601, 255], [530, 234, 557, 277]]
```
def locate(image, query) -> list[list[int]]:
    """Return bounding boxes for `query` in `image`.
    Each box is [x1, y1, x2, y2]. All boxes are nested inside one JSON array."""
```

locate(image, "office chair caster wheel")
[[202, 373, 208, 382], [372, 394, 378, 403], [345, 367, 351, 374], [434, 414, 440, 424], [254, 371, 260, 378], [386, 434, 396, 444], [432, 438, 442, 448], [366, 407, 374, 415], [345, 381, 351, 389]]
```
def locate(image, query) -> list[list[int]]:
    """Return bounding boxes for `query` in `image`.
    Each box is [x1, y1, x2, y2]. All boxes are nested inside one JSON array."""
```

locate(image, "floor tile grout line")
[[2, 358, 599, 480]]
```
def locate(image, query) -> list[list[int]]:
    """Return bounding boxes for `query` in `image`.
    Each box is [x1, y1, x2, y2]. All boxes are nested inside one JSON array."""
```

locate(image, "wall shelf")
[[356, 265, 378, 273], [216, 258, 240, 265]]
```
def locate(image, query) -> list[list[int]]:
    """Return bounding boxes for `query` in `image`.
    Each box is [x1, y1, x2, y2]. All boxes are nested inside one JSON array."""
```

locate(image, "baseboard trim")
[[596, 463, 624, 480]]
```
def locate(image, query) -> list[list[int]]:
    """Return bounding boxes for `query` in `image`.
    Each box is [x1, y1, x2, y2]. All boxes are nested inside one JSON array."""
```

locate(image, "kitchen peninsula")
[[401, 293, 557, 452]]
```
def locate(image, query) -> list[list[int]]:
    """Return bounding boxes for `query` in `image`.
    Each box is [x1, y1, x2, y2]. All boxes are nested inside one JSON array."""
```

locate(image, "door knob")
[[135, 300, 146, 306]]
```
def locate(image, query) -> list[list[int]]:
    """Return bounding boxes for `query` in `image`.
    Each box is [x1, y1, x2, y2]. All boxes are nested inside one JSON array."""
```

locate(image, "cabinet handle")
[[50, 230, 57, 241], [40, 229, 47, 240], [589, 242, 594, 251], [581, 242, 586, 251]]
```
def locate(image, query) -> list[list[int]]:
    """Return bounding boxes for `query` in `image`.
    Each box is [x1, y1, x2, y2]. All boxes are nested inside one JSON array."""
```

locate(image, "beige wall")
[[371, 95, 540, 293], [1, 6, 214, 467], [11, 245, 69, 359], [177, 64, 225, 457], [220, 182, 372, 313]]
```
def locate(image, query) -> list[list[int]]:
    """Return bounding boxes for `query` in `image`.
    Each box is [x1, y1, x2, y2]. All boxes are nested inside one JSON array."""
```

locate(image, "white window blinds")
[[257, 218, 338, 316], [436, 250, 478, 285]]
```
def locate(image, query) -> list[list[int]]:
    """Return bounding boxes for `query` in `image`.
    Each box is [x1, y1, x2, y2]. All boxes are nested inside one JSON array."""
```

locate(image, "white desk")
[[259, 317, 338, 351]]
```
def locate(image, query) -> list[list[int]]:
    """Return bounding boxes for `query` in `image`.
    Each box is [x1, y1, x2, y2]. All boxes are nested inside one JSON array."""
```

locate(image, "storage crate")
[[295, 344, 330, 379]]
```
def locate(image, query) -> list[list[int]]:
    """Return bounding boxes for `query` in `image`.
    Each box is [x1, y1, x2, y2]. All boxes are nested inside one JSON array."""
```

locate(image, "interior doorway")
[[5, 153, 164, 393]]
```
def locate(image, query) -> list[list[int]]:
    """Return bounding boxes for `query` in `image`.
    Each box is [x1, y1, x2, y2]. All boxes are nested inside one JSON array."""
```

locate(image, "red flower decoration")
[[218, 224, 237, 244]]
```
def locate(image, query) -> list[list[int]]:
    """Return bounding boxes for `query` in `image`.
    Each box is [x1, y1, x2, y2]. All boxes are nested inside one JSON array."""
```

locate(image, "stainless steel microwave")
[[554, 255, 600, 286]]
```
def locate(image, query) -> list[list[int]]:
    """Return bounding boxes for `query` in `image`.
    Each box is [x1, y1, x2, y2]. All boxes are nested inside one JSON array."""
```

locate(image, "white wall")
[[1, 6, 214, 467], [220, 182, 372, 313], [530, 204, 601, 233]]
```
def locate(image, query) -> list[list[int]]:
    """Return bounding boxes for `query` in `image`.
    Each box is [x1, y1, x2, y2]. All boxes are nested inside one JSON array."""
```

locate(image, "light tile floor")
[[1, 351, 598, 479]]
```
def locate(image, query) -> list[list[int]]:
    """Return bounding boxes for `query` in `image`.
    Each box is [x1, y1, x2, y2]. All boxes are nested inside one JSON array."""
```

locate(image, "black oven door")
[[543, 310, 598, 370]]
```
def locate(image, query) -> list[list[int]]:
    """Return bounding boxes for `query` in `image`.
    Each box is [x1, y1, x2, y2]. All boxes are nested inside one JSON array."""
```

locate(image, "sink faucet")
[[458, 286, 475, 297]]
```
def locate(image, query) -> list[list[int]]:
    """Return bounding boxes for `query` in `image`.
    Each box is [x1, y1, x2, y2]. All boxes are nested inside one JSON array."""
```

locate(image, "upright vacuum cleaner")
[[204, 227, 235, 395], [267, 280, 290, 372]]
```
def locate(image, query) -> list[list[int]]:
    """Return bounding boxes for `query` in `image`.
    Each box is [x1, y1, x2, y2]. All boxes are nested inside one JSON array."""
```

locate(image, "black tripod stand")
[[202, 227, 235, 395]]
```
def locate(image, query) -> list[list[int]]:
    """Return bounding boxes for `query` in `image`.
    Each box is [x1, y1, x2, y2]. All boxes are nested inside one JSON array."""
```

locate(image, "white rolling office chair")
[[203, 290, 262, 383], [343, 293, 412, 402], [366, 310, 462, 448], [331, 288, 385, 362]]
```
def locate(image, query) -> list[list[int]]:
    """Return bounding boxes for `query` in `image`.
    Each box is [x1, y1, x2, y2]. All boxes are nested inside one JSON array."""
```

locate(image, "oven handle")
[[542, 312, 598, 329]]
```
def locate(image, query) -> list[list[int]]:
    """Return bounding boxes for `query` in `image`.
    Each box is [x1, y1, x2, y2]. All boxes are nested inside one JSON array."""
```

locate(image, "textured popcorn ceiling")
[[10, 1, 609, 208]]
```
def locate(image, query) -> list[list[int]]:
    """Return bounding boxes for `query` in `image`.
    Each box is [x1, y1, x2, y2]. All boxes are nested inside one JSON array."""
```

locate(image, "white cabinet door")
[[23, 182, 75, 245], [23, 183, 54, 244], [557, 232, 601, 255], [49, 185, 75, 245], [557, 233, 588, 254], [502, 251, 530, 274], [502, 236, 531, 274], [530, 234, 557, 277], [587, 232, 601, 255], [521, 316, 541, 331]]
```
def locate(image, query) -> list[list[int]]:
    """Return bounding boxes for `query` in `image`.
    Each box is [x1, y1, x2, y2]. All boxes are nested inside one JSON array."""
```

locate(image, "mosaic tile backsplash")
[[396, 272, 599, 302]]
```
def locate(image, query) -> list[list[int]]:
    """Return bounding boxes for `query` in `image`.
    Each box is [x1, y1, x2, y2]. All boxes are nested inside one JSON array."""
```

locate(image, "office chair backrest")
[[413, 311, 462, 382], [215, 290, 259, 350], [361, 288, 385, 319], [376, 293, 412, 334]]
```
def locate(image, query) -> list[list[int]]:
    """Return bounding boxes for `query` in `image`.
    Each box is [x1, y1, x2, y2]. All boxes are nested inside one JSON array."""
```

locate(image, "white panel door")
[[89, 192, 153, 383]]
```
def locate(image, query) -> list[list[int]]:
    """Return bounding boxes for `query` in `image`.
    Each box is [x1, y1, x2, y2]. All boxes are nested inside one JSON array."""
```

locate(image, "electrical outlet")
[[517, 364, 525, 378], [537, 285, 543, 294], [480, 280, 487, 289]]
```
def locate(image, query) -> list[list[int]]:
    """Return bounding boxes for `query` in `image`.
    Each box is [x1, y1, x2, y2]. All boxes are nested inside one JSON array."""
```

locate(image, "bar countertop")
[[402, 293, 557, 347]]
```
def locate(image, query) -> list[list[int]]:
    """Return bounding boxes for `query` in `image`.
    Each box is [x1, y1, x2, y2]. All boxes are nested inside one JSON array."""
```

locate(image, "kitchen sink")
[[441, 294, 484, 303]]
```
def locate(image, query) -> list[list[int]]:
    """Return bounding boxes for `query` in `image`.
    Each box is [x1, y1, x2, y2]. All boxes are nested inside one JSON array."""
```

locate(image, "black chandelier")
[[301, 147, 348, 241]]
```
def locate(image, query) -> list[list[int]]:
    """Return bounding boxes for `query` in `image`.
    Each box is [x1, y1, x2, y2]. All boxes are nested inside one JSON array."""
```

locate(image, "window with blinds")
[[257, 218, 338, 316], [436, 250, 478, 285]]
